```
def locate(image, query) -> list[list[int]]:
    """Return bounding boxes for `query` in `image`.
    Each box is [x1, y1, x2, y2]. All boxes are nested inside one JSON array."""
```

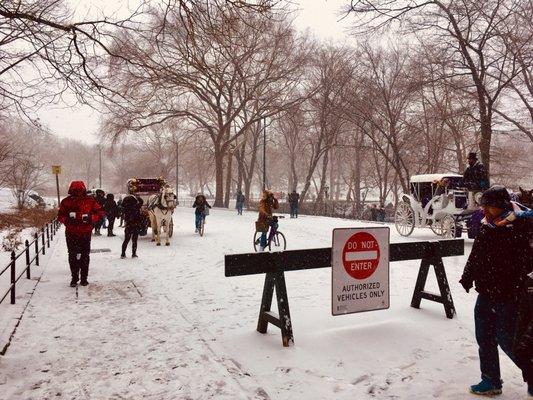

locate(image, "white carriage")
[[394, 173, 475, 238]]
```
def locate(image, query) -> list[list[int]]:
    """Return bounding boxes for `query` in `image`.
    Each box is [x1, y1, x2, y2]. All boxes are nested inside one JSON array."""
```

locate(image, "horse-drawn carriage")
[[126, 178, 177, 244], [394, 173, 476, 238]]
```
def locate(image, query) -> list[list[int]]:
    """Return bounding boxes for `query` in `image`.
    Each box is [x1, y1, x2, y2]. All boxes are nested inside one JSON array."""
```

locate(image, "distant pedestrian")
[[288, 190, 299, 218], [121, 195, 142, 258], [370, 204, 378, 221], [236, 190, 245, 215], [117, 197, 124, 227], [104, 193, 119, 237], [377, 204, 386, 222], [93, 189, 106, 235], [58, 181, 105, 287], [459, 185, 532, 396]]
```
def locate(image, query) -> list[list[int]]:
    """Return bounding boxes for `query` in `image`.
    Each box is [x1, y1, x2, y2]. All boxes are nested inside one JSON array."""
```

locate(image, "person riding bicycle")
[[192, 193, 212, 233], [257, 190, 279, 251]]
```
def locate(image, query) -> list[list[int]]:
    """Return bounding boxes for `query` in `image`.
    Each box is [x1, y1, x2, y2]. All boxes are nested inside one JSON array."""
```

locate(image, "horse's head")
[[518, 186, 533, 207], [161, 186, 177, 209]]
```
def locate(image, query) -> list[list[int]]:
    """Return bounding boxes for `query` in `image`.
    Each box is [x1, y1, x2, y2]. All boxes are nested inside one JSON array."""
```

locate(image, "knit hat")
[[467, 152, 477, 160], [480, 185, 511, 210]]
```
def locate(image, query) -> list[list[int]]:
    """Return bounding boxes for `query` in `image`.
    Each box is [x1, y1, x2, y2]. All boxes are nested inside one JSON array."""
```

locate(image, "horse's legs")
[[150, 213, 156, 242], [156, 219, 161, 245]]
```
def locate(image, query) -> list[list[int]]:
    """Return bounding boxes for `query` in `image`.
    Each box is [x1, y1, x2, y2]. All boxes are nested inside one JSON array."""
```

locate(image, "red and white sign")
[[342, 232, 381, 280], [332, 227, 390, 315]]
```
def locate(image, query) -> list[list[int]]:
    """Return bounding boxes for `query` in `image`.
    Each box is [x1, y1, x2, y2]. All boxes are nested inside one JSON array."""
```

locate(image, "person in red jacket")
[[58, 181, 105, 287]]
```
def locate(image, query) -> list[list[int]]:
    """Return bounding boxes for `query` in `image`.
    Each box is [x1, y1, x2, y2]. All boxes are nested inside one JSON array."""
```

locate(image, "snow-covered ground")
[[0, 208, 528, 399]]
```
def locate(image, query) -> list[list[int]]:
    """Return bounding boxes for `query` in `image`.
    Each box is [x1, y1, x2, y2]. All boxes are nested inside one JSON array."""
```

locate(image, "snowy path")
[[0, 208, 528, 399]]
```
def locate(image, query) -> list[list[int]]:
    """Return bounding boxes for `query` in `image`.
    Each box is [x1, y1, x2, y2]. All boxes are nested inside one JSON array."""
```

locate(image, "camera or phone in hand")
[[69, 212, 91, 224]]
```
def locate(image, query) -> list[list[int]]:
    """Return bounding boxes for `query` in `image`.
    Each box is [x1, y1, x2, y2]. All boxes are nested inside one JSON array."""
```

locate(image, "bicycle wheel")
[[268, 231, 286, 252], [253, 231, 262, 252]]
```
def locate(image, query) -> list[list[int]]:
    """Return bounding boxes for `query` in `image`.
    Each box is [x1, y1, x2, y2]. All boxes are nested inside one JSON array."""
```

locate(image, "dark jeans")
[[107, 217, 115, 235], [474, 294, 521, 386], [290, 204, 298, 218], [66, 234, 91, 283], [122, 226, 139, 255], [236, 202, 244, 215], [195, 212, 205, 229]]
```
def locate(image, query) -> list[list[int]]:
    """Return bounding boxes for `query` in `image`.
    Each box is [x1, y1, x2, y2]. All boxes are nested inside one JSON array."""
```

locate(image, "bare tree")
[[346, 0, 529, 176], [104, 2, 310, 206]]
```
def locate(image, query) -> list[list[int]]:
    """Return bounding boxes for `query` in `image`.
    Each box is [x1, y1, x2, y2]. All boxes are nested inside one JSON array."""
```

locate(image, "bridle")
[[158, 188, 176, 214]]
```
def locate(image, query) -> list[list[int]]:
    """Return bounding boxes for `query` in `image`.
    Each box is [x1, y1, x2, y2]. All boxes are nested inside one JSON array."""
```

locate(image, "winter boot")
[[121, 254, 126, 259], [80, 280, 89, 286], [132, 254, 138, 258], [70, 279, 77, 288], [469, 380, 502, 396]]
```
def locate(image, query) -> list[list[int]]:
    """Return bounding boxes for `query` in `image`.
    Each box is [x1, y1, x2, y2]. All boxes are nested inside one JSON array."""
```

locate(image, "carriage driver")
[[463, 152, 490, 210]]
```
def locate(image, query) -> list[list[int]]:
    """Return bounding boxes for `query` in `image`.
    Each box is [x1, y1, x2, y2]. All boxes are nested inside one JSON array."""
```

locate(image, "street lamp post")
[[175, 141, 179, 198], [98, 144, 102, 188], [262, 117, 267, 191]]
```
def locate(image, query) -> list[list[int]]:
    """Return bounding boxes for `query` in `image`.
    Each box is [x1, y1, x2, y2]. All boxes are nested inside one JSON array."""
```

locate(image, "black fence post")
[[46, 224, 50, 248], [35, 232, 39, 266], [41, 228, 45, 255], [25, 240, 30, 279], [10, 251, 16, 304], [50, 222, 54, 241]]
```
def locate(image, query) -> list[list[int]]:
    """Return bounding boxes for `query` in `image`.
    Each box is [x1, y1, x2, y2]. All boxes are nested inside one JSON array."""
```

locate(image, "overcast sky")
[[38, 0, 353, 144]]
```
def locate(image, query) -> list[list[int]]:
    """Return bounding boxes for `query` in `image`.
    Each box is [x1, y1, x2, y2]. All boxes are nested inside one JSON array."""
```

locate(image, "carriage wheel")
[[168, 218, 174, 238], [395, 201, 415, 237], [430, 218, 446, 236], [441, 215, 457, 238]]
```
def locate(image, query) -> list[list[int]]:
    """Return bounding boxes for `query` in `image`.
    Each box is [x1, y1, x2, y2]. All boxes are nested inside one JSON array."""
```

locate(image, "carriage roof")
[[410, 173, 463, 183], [127, 177, 167, 195]]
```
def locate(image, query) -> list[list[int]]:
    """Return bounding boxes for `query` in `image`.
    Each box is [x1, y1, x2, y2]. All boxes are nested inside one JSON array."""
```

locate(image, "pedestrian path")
[[0, 229, 269, 400]]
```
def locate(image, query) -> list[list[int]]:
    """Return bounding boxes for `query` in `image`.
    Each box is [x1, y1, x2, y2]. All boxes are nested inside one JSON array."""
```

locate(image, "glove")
[[68, 212, 77, 223], [459, 278, 473, 293]]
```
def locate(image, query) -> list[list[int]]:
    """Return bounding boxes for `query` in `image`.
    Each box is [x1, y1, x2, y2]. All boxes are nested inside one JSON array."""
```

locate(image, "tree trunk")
[[224, 151, 233, 208], [214, 149, 225, 207]]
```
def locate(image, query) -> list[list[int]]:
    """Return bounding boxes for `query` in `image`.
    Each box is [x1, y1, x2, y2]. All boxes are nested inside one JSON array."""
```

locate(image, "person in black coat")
[[288, 190, 300, 218], [93, 189, 106, 235], [459, 185, 533, 396], [103, 193, 119, 237], [514, 275, 533, 397], [463, 152, 490, 191], [120, 195, 142, 258]]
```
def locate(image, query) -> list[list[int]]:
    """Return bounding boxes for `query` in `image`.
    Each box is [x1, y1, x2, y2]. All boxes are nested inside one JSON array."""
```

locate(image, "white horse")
[[148, 186, 177, 246]]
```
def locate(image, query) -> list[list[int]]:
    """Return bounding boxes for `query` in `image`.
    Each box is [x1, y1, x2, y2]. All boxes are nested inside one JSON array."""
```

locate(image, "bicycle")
[[253, 215, 286, 252]]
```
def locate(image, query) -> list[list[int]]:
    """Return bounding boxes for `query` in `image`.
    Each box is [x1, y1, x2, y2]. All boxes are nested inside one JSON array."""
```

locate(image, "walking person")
[[93, 189, 106, 235], [104, 193, 119, 237], [288, 190, 299, 218], [459, 185, 532, 396], [257, 190, 279, 251], [121, 194, 142, 258], [236, 190, 245, 215], [58, 181, 105, 287], [192, 193, 212, 233], [117, 196, 124, 227]]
